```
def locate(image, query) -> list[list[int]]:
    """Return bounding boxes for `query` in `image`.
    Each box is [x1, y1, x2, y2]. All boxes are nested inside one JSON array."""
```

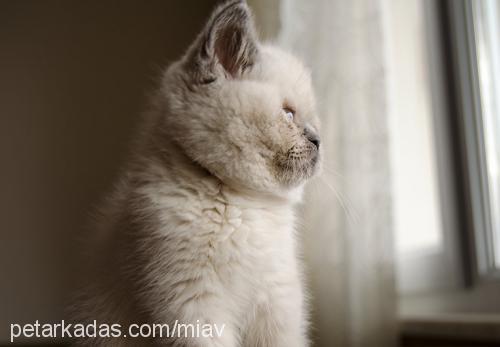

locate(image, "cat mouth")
[[274, 146, 320, 185], [310, 150, 320, 168]]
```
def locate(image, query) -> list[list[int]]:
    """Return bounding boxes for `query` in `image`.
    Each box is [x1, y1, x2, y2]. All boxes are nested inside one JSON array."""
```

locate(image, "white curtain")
[[250, 0, 397, 346]]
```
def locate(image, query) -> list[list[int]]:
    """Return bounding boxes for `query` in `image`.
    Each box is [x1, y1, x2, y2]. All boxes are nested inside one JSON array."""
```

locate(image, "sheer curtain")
[[250, 0, 397, 346]]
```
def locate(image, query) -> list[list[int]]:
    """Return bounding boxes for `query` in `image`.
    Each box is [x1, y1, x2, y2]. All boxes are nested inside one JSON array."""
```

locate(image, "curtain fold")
[[250, 0, 397, 346]]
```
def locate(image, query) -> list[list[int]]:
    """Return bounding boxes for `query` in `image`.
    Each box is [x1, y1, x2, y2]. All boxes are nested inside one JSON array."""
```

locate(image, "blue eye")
[[282, 107, 295, 121]]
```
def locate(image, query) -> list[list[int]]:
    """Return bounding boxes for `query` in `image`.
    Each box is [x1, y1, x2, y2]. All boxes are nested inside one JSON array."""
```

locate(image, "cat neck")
[[135, 133, 302, 209]]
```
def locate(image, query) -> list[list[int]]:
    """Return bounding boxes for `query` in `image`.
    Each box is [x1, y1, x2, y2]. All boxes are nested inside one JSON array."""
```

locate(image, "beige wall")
[[0, 1, 216, 342]]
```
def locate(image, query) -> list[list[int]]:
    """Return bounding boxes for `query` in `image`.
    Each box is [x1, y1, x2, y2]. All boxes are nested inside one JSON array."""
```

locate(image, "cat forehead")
[[253, 45, 314, 103]]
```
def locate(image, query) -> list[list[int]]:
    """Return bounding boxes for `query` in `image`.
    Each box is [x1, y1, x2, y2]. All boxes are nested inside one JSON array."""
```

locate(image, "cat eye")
[[282, 107, 295, 121]]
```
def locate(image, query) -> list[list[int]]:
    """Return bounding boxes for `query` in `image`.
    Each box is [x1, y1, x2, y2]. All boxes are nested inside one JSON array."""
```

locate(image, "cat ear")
[[185, 0, 259, 82]]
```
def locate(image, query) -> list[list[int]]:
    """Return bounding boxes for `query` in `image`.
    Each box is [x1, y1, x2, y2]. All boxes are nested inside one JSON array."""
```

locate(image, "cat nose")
[[304, 126, 320, 150]]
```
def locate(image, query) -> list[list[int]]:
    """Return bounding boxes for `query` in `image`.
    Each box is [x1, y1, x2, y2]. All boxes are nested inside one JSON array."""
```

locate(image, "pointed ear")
[[184, 0, 259, 82]]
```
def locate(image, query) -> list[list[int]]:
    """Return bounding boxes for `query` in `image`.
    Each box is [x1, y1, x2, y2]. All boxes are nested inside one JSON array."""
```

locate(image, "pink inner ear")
[[215, 26, 244, 77], [188, 1, 258, 81]]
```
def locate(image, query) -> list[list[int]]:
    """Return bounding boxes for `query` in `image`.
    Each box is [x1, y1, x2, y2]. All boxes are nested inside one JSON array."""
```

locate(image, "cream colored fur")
[[71, 1, 320, 346]]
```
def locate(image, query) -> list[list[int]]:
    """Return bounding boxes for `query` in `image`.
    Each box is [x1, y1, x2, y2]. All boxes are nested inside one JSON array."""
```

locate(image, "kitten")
[[72, 1, 320, 346]]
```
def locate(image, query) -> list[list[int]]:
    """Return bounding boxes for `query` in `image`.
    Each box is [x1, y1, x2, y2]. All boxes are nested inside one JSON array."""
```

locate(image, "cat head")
[[160, 0, 320, 197]]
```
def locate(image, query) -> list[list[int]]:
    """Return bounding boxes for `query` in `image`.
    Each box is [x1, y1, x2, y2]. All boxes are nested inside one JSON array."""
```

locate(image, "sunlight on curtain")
[[389, 0, 444, 259], [250, 0, 397, 346]]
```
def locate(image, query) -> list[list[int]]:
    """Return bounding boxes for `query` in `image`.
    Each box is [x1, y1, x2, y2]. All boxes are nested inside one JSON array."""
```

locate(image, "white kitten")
[[72, 1, 320, 346]]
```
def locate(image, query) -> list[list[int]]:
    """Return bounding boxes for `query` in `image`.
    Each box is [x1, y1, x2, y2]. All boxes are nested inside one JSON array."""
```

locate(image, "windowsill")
[[399, 281, 500, 344], [400, 313, 500, 344]]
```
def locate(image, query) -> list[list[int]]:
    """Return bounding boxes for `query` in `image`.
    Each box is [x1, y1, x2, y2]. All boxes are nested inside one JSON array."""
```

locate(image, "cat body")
[[72, 1, 320, 346]]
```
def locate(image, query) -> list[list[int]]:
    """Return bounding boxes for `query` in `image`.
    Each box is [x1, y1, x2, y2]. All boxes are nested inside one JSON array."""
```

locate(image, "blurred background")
[[1, 0, 499, 346]]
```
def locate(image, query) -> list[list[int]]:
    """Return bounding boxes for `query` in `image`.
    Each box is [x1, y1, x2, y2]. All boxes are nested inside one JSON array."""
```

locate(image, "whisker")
[[315, 176, 360, 226], [321, 165, 347, 182]]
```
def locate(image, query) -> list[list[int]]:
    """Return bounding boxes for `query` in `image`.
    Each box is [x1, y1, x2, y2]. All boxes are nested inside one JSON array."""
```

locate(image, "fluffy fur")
[[72, 1, 321, 346]]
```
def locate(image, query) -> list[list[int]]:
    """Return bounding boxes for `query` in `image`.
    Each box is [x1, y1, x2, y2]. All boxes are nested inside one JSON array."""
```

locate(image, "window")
[[393, 0, 500, 319], [449, 0, 500, 280], [387, 0, 463, 295], [470, 0, 500, 273]]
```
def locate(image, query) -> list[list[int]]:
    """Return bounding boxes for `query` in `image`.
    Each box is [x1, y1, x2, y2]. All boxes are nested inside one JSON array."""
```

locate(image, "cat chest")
[[180, 200, 296, 268]]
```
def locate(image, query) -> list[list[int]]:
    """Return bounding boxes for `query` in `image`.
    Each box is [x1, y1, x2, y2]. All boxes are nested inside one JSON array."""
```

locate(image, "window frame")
[[444, 0, 500, 282], [397, 0, 500, 329]]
